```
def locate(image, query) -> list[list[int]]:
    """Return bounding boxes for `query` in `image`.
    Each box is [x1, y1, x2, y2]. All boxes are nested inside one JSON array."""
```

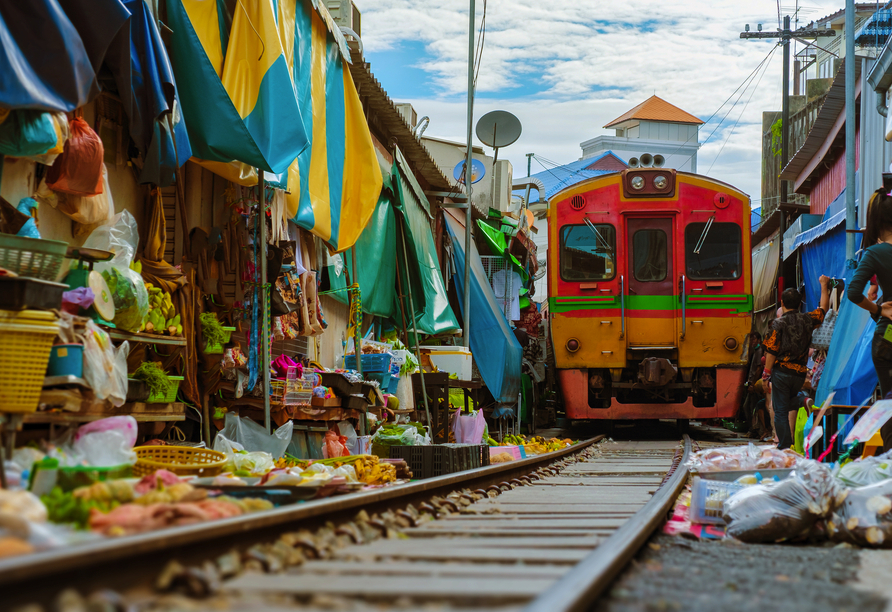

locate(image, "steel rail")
[[524, 434, 691, 612], [0, 436, 602, 594]]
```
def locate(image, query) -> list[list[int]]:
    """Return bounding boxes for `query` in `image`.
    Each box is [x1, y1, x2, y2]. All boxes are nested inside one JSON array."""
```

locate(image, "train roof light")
[[630, 176, 645, 190]]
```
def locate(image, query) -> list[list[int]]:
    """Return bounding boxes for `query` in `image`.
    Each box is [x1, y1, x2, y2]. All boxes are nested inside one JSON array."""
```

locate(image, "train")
[[547, 166, 752, 422]]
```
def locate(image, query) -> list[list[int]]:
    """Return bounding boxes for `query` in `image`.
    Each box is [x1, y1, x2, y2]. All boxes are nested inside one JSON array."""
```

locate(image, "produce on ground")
[[687, 443, 799, 473], [502, 434, 575, 454], [491, 452, 515, 463]]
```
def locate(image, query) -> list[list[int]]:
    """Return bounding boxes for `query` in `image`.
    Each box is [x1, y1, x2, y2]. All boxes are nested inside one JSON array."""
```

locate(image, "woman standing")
[[847, 188, 892, 449]]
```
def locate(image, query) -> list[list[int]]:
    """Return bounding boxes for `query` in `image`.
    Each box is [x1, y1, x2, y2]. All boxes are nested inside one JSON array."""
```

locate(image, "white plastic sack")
[[81, 321, 129, 407], [213, 433, 275, 474], [218, 413, 293, 459], [337, 421, 358, 454]]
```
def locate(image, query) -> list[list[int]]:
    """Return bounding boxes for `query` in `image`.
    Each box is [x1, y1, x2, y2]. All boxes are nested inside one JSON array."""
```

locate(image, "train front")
[[548, 168, 753, 421]]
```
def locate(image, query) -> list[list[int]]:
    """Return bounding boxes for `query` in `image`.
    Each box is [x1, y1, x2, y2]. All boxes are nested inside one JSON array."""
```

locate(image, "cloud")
[[357, 0, 848, 200]]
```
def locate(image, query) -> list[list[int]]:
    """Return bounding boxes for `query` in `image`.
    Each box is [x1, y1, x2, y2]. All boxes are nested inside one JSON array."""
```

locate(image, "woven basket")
[[0, 309, 59, 412], [133, 445, 227, 477]]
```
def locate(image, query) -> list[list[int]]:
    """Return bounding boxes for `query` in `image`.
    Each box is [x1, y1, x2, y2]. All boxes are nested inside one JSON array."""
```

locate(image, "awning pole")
[[259, 170, 271, 433], [845, 0, 857, 264], [462, 0, 476, 349], [397, 215, 432, 432]]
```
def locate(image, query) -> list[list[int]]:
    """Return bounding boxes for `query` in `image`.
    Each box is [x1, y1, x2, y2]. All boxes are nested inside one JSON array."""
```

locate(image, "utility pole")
[[845, 0, 856, 264], [462, 0, 475, 349], [741, 18, 834, 305]]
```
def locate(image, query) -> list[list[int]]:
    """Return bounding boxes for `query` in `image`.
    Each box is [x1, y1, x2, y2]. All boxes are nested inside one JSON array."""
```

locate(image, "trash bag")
[[82, 211, 148, 332], [829, 480, 892, 547], [0, 109, 58, 158], [723, 460, 843, 543], [45, 117, 104, 196], [836, 451, 892, 487]]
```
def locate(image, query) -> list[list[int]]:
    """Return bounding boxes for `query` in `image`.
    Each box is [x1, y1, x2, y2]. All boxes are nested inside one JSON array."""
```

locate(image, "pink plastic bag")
[[75, 415, 138, 448], [452, 408, 486, 445]]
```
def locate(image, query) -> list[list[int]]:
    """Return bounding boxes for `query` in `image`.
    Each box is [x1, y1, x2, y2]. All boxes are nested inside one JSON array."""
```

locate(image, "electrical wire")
[[706, 45, 777, 174], [473, 0, 487, 88]]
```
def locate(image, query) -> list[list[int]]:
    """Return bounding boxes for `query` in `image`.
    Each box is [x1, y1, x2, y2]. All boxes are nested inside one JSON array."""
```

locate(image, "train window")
[[684, 222, 741, 279], [631, 230, 668, 282], [559, 224, 616, 281]]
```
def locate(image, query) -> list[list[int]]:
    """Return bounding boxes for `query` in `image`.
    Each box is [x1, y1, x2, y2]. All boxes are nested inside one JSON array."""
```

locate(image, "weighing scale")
[[63, 246, 116, 323]]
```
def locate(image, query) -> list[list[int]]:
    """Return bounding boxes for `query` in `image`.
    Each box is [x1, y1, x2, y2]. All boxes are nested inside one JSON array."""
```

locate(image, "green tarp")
[[327, 152, 458, 337]]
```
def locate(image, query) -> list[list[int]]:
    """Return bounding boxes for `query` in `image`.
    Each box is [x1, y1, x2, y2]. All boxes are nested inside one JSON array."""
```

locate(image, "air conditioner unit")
[[492, 160, 513, 212]]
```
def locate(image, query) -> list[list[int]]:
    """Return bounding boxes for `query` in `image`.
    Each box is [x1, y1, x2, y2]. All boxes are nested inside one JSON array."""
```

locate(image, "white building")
[[579, 95, 703, 172]]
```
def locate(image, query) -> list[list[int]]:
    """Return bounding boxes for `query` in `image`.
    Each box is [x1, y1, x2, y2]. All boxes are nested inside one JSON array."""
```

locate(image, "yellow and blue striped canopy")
[[168, 0, 382, 253]]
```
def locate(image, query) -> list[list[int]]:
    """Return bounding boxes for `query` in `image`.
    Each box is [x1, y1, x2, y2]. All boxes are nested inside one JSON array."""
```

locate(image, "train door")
[[625, 217, 675, 346]]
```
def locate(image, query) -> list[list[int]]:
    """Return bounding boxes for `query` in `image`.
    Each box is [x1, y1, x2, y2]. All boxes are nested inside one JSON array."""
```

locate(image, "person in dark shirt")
[[847, 188, 892, 451], [741, 332, 765, 437], [763, 278, 830, 449]]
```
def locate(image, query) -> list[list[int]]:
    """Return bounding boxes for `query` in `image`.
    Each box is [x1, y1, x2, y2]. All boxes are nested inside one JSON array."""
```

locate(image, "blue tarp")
[[801, 225, 852, 312], [444, 214, 522, 407], [815, 265, 877, 406]]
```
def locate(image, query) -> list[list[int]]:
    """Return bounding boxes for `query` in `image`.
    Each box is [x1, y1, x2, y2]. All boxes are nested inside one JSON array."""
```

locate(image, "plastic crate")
[[0, 234, 67, 281], [146, 375, 183, 404], [365, 371, 392, 393], [690, 476, 746, 525], [0, 309, 59, 412], [0, 277, 67, 310], [318, 372, 360, 396], [390, 445, 431, 479], [204, 326, 235, 354], [345, 353, 392, 373]]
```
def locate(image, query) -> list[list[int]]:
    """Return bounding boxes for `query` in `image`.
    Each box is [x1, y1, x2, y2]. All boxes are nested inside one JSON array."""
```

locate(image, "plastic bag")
[[452, 408, 486, 445], [724, 460, 842, 543], [0, 109, 58, 158], [794, 407, 808, 455], [686, 443, 799, 473], [337, 421, 358, 454], [323, 430, 349, 459], [82, 211, 148, 332], [213, 433, 276, 474], [836, 451, 892, 487], [829, 480, 892, 547], [45, 117, 104, 196], [55, 164, 112, 225], [370, 423, 427, 457], [218, 413, 293, 459], [75, 416, 138, 449], [81, 321, 129, 407]]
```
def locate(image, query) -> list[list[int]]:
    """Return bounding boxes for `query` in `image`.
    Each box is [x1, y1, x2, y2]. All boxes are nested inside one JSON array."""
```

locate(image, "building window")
[[684, 222, 741, 279], [559, 224, 616, 281], [631, 229, 668, 282]]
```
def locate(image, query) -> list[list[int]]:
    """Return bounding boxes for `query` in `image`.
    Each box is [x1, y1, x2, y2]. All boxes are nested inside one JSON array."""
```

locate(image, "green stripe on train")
[[549, 294, 753, 315]]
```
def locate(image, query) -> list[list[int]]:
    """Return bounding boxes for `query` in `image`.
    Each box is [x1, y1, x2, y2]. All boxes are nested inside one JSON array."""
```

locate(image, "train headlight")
[[724, 337, 739, 351], [630, 176, 645, 190], [653, 175, 668, 190], [566, 338, 580, 352]]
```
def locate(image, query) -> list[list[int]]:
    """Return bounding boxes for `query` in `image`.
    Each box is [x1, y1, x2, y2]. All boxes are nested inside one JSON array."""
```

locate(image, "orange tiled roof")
[[604, 95, 704, 128]]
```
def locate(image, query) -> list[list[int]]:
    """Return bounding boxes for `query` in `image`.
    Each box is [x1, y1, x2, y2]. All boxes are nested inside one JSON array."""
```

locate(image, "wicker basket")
[[146, 375, 183, 404], [203, 327, 235, 354], [133, 446, 227, 477], [0, 234, 68, 281], [0, 309, 59, 412]]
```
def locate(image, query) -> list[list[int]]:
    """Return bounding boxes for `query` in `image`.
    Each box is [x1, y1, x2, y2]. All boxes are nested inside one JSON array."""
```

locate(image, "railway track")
[[5, 431, 697, 611]]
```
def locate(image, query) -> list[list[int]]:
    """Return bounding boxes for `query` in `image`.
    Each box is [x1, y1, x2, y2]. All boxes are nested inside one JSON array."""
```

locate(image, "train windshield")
[[684, 222, 741, 279], [560, 224, 616, 281]]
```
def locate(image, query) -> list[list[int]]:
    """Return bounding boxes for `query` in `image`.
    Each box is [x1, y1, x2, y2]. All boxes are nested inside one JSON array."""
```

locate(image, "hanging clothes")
[[491, 267, 521, 322]]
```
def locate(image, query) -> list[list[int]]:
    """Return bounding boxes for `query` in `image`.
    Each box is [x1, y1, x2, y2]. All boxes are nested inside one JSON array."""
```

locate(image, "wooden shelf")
[[105, 329, 187, 347], [24, 402, 186, 424]]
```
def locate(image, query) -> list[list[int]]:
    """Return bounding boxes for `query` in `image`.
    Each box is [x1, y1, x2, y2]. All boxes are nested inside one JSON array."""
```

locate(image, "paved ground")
[[595, 534, 886, 612]]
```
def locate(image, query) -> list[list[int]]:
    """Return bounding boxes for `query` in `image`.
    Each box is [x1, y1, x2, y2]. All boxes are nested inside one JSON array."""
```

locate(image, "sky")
[[357, 0, 851, 206]]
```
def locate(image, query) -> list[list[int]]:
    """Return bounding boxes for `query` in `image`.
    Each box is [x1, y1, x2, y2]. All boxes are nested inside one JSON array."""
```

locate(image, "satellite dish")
[[476, 110, 522, 148], [453, 159, 486, 184]]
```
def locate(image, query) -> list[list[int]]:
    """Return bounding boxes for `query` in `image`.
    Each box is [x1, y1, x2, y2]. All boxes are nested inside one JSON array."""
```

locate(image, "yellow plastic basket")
[[0, 309, 59, 413], [133, 445, 227, 477]]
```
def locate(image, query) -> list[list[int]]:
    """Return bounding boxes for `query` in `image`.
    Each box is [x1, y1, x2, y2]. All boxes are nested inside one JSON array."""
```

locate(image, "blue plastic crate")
[[345, 353, 392, 373]]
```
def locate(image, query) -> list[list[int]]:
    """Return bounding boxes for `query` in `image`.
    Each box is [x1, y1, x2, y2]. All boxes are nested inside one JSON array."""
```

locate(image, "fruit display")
[[141, 278, 182, 336]]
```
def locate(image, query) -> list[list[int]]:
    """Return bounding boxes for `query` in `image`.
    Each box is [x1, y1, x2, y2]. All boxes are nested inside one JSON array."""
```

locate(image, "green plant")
[[200, 312, 227, 346], [770, 118, 783, 157], [132, 362, 173, 398]]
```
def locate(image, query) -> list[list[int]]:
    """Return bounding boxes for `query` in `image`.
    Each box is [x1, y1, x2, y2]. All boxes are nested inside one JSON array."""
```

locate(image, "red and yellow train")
[[548, 168, 752, 422]]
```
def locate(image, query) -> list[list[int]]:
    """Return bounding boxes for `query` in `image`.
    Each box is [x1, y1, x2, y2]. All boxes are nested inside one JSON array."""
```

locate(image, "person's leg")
[[772, 370, 805, 450], [872, 335, 892, 451]]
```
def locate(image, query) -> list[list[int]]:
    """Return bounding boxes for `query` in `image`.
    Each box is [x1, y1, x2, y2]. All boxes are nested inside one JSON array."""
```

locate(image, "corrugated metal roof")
[[513, 151, 627, 203], [604, 95, 704, 128], [347, 51, 452, 192], [778, 59, 862, 192]]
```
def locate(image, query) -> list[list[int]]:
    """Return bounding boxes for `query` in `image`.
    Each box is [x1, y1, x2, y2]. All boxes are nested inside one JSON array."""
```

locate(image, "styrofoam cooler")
[[420, 345, 472, 380]]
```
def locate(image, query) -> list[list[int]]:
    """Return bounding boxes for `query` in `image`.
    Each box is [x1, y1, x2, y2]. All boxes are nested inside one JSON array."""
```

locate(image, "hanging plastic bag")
[[81, 321, 129, 407], [793, 407, 808, 455], [452, 408, 487, 445], [723, 460, 843, 543], [82, 211, 148, 332], [0, 109, 58, 158], [45, 117, 104, 196], [48, 164, 112, 226]]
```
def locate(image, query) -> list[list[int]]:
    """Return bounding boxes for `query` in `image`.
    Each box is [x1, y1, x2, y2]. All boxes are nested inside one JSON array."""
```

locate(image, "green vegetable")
[[101, 268, 147, 332], [41, 487, 118, 530], [200, 312, 228, 346], [132, 362, 174, 398]]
